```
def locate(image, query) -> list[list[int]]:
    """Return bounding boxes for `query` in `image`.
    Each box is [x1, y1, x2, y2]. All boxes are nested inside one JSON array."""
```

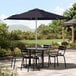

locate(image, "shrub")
[[4, 49, 11, 56], [0, 47, 7, 57], [14, 47, 21, 56], [15, 42, 26, 49], [69, 43, 76, 49], [0, 66, 18, 76], [0, 40, 11, 49], [61, 41, 68, 46], [0, 47, 12, 57], [51, 42, 59, 49]]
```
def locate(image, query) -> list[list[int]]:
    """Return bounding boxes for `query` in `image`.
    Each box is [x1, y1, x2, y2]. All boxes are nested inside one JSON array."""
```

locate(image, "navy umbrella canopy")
[[6, 8, 67, 20], [5, 8, 67, 48]]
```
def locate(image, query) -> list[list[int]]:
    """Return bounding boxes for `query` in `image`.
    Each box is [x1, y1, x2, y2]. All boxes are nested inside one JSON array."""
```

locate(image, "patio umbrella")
[[5, 8, 67, 48]]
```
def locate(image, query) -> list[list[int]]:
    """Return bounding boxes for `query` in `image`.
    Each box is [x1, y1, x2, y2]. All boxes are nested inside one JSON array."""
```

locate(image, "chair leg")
[[35, 58, 38, 69], [11, 57, 13, 68], [63, 56, 66, 68], [32, 58, 40, 71], [57, 56, 59, 66], [54, 57, 56, 68], [48, 56, 51, 67], [13, 57, 16, 69], [21, 58, 24, 70], [25, 58, 27, 67], [37, 58, 40, 69], [32, 59, 35, 70], [25, 58, 30, 72]]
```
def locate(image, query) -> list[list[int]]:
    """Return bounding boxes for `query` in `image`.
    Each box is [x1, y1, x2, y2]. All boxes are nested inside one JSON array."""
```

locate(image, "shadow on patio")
[[17, 62, 76, 71]]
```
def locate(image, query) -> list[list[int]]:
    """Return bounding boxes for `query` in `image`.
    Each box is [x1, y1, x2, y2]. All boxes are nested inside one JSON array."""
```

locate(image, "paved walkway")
[[0, 50, 76, 76]]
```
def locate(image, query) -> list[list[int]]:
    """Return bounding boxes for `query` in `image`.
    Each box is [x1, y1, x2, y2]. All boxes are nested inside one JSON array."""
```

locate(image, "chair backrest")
[[10, 47, 16, 56], [42, 44, 51, 54], [43, 44, 51, 48], [58, 45, 66, 55], [20, 48, 29, 56]]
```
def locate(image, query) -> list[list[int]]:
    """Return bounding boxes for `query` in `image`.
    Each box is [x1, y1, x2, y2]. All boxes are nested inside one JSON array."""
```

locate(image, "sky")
[[0, 0, 76, 29]]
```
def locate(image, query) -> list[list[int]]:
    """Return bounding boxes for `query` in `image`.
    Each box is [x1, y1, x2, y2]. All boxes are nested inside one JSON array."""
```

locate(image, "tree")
[[0, 23, 9, 39], [49, 20, 64, 38], [10, 30, 24, 40], [64, 3, 76, 20], [23, 31, 35, 40], [0, 23, 10, 48], [37, 24, 50, 35], [37, 24, 52, 39]]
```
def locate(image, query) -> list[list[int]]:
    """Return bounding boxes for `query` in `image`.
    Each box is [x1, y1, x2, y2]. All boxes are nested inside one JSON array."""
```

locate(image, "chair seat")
[[23, 55, 34, 58], [23, 55, 39, 58], [49, 53, 57, 57], [46, 50, 57, 54], [32, 56, 39, 59], [49, 53, 64, 57], [57, 53, 64, 56]]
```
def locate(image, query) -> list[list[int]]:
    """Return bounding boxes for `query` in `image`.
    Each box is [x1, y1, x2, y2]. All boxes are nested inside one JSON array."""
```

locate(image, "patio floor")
[[0, 49, 76, 76]]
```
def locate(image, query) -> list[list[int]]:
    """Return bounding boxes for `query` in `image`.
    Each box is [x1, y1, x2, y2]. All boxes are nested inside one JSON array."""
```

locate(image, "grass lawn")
[[18, 39, 67, 45]]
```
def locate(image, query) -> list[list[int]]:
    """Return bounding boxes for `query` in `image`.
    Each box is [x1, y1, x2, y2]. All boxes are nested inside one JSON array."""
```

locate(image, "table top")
[[24, 47, 51, 50]]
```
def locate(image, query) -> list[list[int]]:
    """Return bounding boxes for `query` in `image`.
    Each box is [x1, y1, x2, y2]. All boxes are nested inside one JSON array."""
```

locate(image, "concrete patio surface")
[[0, 49, 76, 76]]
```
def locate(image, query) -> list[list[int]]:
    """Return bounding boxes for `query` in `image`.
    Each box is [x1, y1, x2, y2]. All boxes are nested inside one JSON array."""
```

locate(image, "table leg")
[[28, 50, 31, 66], [41, 50, 44, 68]]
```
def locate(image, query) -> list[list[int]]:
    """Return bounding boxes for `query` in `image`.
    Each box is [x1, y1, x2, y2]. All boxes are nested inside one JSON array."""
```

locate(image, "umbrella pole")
[[35, 19, 37, 48]]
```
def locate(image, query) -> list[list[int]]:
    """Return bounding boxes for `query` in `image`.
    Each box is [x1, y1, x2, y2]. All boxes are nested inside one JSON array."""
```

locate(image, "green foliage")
[[0, 47, 6, 57], [64, 3, 76, 20], [0, 23, 9, 39], [37, 24, 51, 35], [0, 40, 11, 49], [0, 67, 18, 76], [64, 3, 76, 40], [0, 47, 11, 57], [48, 20, 64, 39], [23, 31, 35, 40], [10, 30, 22, 40], [14, 41, 26, 49], [10, 30, 35, 40], [10, 41, 26, 49], [14, 48, 21, 56], [69, 43, 76, 49], [51, 42, 59, 49], [49, 20, 64, 34], [61, 41, 68, 46], [0, 23, 11, 49], [37, 21, 64, 39]]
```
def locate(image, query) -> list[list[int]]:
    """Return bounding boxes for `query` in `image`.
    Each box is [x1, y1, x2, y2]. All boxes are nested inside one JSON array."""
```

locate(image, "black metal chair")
[[20, 48, 40, 71], [10, 47, 16, 69], [48, 45, 66, 68], [42, 44, 52, 66]]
